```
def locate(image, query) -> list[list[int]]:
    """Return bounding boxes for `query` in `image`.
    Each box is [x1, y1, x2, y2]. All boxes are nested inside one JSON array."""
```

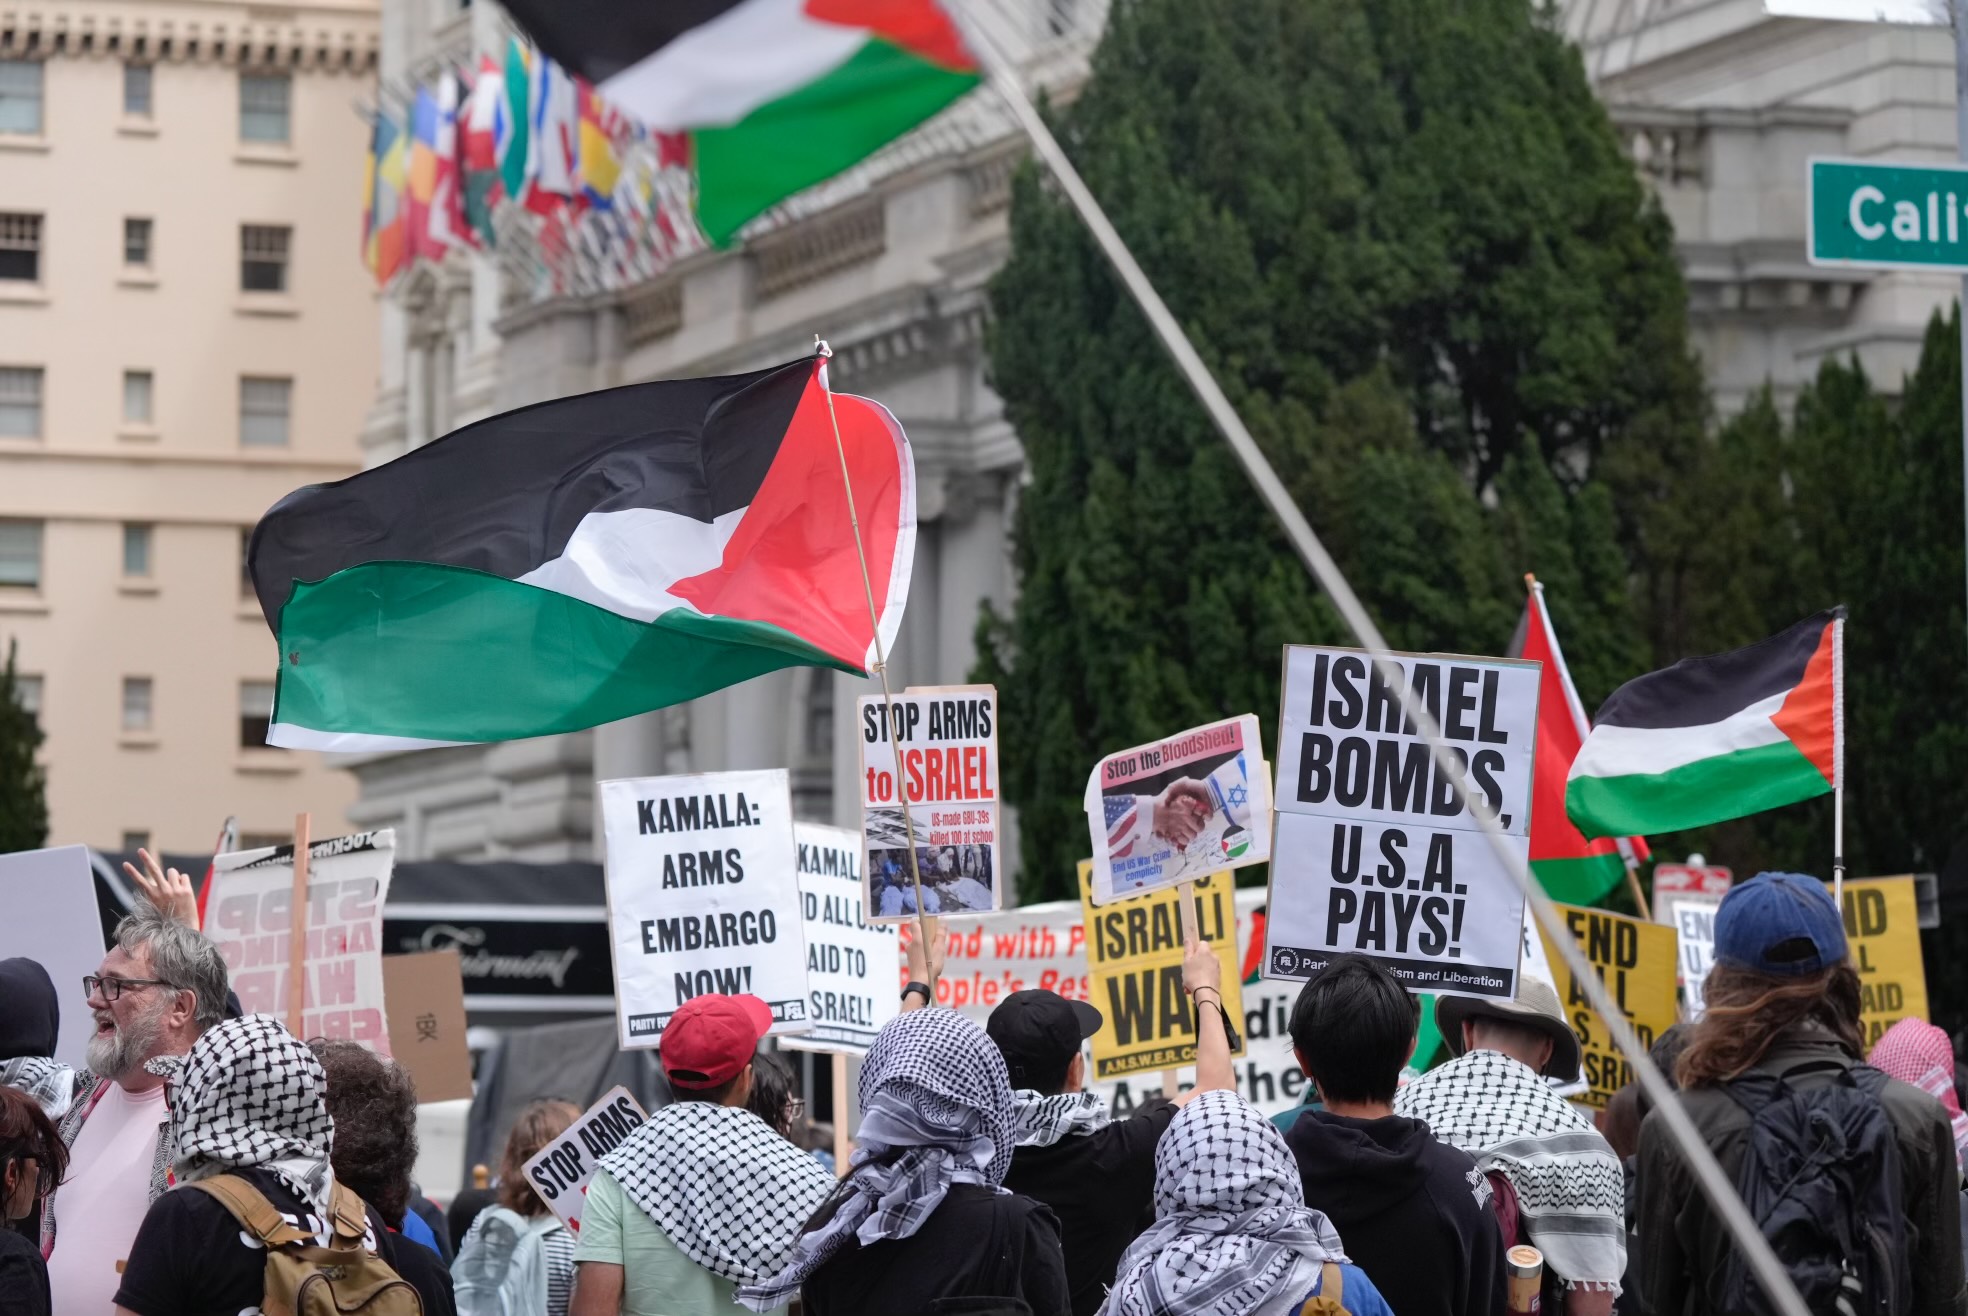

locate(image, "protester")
[[991, 940, 1232, 1315], [1636, 871, 1966, 1316], [1871, 1018, 1968, 1174], [45, 903, 229, 1314], [745, 1050, 802, 1140], [1100, 1088, 1393, 1316], [0, 1084, 65, 1316], [453, 1098, 580, 1316], [0, 958, 78, 1122], [112, 1014, 455, 1316], [309, 1039, 446, 1256], [1397, 980, 1626, 1313], [1284, 953, 1508, 1316], [572, 994, 835, 1316], [449, 1164, 500, 1254]]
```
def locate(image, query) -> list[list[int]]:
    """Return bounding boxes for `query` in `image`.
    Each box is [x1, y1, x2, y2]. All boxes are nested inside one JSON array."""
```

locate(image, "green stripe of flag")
[[1531, 852, 1628, 906], [1566, 739, 1831, 840]]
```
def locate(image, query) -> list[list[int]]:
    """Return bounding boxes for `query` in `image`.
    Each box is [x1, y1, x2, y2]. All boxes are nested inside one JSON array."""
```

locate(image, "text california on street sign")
[[1809, 156, 1968, 273]]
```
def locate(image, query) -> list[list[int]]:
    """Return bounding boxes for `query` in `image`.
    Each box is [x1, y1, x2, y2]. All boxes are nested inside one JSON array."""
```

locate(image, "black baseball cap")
[[986, 990, 1103, 1090]]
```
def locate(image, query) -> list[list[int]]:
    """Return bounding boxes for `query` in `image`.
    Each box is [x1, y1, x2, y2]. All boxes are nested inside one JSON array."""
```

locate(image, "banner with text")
[[859, 685, 1001, 921], [599, 770, 810, 1048], [1538, 904, 1679, 1108], [782, 822, 899, 1056], [1084, 715, 1271, 905], [1265, 648, 1540, 1000], [1842, 876, 1930, 1048], [209, 830, 396, 1053], [521, 1086, 650, 1234]]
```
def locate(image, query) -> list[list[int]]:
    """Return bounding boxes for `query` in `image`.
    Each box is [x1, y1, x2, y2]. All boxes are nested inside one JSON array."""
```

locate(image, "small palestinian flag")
[[248, 355, 914, 751], [1566, 610, 1844, 839], [499, 0, 980, 244]]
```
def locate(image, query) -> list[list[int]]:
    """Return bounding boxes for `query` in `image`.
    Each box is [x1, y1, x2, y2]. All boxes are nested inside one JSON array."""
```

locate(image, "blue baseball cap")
[[1713, 871, 1848, 976]]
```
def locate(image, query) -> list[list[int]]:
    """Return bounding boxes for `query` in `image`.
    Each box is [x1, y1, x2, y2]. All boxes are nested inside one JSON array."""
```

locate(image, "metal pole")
[[1958, 0, 1968, 661]]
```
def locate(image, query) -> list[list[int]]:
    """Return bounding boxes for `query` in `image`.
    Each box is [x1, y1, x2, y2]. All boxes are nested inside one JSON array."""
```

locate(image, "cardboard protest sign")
[[208, 830, 396, 1052], [1842, 876, 1930, 1048], [521, 1086, 649, 1233], [1651, 863, 1733, 922], [0, 845, 107, 1068], [781, 822, 899, 1056], [1264, 648, 1540, 1000], [858, 685, 1001, 920], [1667, 895, 1721, 1014], [383, 950, 474, 1103], [1537, 904, 1679, 1107], [598, 770, 810, 1048], [1075, 863, 1245, 1078], [1084, 715, 1271, 905]]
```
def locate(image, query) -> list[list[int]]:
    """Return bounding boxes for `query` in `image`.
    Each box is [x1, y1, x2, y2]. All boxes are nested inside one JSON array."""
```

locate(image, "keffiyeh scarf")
[[1869, 1017, 1968, 1171], [145, 1014, 336, 1220], [0, 1056, 78, 1120], [1395, 1049, 1625, 1292], [600, 1101, 835, 1283], [737, 1008, 1016, 1311], [1013, 1089, 1110, 1148], [1099, 1090, 1346, 1316]]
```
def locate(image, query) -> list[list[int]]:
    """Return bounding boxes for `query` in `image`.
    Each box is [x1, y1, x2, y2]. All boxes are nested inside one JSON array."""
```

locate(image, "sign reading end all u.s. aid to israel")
[[1263, 647, 1540, 1000]]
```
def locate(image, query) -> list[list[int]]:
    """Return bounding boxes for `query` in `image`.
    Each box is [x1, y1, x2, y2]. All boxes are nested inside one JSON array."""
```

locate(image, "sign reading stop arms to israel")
[[1538, 903, 1678, 1108], [1075, 863, 1245, 1079], [1842, 876, 1929, 1050]]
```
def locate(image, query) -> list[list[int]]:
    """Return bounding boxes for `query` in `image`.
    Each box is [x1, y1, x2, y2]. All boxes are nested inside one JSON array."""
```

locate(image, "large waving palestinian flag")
[[1566, 610, 1843, 839], [249, 355, 914, 751], [499, 0, 980, 244]]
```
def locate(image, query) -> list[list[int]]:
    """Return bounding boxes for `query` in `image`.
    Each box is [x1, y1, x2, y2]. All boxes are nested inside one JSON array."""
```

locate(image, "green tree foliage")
[[0, 638, 48, 853]]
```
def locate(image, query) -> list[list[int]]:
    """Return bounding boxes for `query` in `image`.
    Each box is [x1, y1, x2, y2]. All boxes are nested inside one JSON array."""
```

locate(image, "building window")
[[121, 676, 153, 733], [239, 680, 276, 748], [0, 61, 42, 136], [124, 218, 152, 267], [0, 520, 40, 588], [240, 225, 289, 293], [121, 830, 149, 853], [123, 63, 152, 118], [0, 367, 40, 437], [122, 523, 152, 577], [11, 673, 40, 729], [123, 370, 153, 425], [239, 832, 287, 850], [0, 213, 41, 282], [238, 73, 290, 144], [239, 377, 291, 447]]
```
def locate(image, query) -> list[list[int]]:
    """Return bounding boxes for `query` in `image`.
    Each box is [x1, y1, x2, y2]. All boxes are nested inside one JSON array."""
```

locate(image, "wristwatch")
[[902, 981, 933, 1005]]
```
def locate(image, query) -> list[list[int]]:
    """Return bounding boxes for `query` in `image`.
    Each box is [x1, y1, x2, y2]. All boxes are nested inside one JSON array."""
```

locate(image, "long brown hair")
[[0, 1085, 67, 1222], [498, 1099, 582, 1216], [1677, 962, 1865, 1088]]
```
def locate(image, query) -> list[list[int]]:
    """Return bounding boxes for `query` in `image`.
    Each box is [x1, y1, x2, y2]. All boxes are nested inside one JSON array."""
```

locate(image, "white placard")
[[599, 769, 810, 1048], [0, 846, 107, 1068], [520, 1086, 649, 1234], [1669, 895, 1722, 1015], [782, 822, 899, 1056], [1264, 648, 1539, 1000], [858, 686, 1002, 921]]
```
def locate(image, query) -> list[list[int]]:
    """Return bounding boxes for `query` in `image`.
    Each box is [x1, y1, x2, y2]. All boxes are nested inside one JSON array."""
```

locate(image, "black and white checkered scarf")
[[1012, 1090, 1110, 1148], [0, 1056, 77, 1120], [144, 1015, 336, 1220], [737, 1008, 1016, 1311], [1099, 1091, 1346, 1316], [1395, 1049, 1625, 1291], [599, 1101, 835, 1284]]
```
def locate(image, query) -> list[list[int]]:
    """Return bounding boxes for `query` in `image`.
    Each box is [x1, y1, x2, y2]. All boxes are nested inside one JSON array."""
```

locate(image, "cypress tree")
[[0, 638, 47, 853]]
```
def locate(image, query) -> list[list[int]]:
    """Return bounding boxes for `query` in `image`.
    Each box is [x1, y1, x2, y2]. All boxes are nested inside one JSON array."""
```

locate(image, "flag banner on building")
[[857, 686, 1001, 921], [1264, 647, 1541, 1001], [1535, 904, 1678, 1108], [521, 1086, 650, 1233], [498, 0, 981, 244], [1841, 876, 1930, 1049], [780, 822, 899, 1056], [1566, 609, 1844, 839], [249, 355, 915, 751]]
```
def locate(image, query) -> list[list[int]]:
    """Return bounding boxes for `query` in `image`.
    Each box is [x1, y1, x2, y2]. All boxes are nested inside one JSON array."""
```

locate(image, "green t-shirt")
[[572, 1169, 788, 1316]]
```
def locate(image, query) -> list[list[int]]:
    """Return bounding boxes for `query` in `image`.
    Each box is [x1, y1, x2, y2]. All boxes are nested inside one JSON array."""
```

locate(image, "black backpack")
[[1717, 1060, 1913, 1316]]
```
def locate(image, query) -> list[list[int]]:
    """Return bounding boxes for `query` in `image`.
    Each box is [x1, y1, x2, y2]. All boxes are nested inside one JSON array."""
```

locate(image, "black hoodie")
[[1287, 1110, 1508, 1316], [0, 958, 58, 1061]]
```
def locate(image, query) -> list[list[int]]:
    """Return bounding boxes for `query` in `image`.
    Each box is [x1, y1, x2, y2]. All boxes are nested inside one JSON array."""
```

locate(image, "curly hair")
[[745, 1051, 797, 1137], [498, 1098, 582, 1216], [1677, 962, 1865, 1088], [0, 1084, 66, 1222], [309, 1039, 420, 1228]]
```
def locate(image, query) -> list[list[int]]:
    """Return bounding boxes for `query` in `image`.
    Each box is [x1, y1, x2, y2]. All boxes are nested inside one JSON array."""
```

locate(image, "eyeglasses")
[[83, 974, 176, 1002], [784, 1097, 807, 1121]]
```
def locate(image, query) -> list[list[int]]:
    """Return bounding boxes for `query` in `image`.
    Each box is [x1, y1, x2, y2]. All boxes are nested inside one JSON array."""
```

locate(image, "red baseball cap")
[[660, 994, 773, 1089]]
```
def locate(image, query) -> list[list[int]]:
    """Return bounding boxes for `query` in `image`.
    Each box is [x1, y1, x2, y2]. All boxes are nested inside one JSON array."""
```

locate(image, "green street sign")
[[1809, 157, 1968, 274]]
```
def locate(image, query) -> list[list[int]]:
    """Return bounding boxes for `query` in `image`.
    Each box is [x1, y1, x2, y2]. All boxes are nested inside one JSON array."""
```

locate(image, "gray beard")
[[86, 1002, 165, 1081]]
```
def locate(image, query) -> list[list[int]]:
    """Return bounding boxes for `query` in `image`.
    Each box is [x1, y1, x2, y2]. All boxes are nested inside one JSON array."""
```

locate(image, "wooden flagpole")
[[286, 812, 312, 1036]]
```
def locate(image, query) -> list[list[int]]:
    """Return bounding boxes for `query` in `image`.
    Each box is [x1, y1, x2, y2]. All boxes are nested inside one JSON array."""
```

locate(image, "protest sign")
[[0, 846, 106, 1068], [1668, 895, 1721, 1014], [1075, 863, 1245, 1078], [1538, 904, 1679, 1107], [521, 1085, 649, 1233], [1842, 876, 1929, 1048], [1265, 647, 1540, 1000], [208, 830, 395, 1052], [858, 685, 1000, 920], [598, 769, 810, 1048], [781, 822, 899, 1055], [1651, 862, 1733, 923], [383, 949, 474, 1102], [1084, 715, 1271, 905]]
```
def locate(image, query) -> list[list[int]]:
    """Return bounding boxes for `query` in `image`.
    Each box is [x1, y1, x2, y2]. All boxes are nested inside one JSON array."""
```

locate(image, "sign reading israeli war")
[[781, 822, 899, 1056], [522, 1086, 650, 1234], [1084, 715, 1271, 905], [1538, 904, 1679, 1108], [859, 685, 1001, 921], [599, 770, 810, 1048], [1842, 876, 1930, 1048], [1265, 648, 1539, 1000]]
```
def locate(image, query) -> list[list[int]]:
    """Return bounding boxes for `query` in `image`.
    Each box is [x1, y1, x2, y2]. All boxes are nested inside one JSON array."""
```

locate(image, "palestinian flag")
[[248, 355, 915, 751], [1566, 610, 1844, 839], [499, 0, 980, 244]]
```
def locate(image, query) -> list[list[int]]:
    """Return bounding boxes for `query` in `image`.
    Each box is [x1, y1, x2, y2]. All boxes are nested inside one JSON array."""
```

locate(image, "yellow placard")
[[1842, 876, 1929, 1049], [1076, 861, 1245, 1079], [1539, 903, 1680, 1109]]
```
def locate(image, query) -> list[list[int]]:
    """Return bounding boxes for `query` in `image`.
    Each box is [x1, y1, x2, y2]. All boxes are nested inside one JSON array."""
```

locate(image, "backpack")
[[187, 1175, 423, 1316], [1717, 1060, 1913, 1316], [1297, 1262, 1350, 1316], [450, 1203, 556, 1316]]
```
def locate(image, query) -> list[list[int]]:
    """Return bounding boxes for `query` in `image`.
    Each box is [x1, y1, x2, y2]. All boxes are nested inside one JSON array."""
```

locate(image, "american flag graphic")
[[1104, 794, 1143, 858]]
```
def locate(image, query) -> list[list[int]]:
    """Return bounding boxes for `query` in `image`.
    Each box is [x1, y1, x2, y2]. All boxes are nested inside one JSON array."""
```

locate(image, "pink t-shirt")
[[45, 1081, 168, 1315]]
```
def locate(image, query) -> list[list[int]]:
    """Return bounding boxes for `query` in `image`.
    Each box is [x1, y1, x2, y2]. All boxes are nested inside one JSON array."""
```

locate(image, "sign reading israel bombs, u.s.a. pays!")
[[781, 822, 900, 1056], [859, 685, 1001, 921], [522, 1085, 649, 1234], [1538, 904, 1678, 1107], [1264, 648, 1540, 1000], [1842, 876, 1930, 1048], [599, 770, 810, 1049]]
